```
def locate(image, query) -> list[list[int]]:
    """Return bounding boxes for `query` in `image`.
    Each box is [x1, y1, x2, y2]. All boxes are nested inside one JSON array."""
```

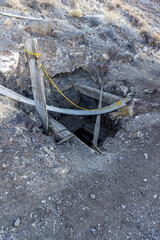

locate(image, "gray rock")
[[14, 218, 21, 227], [0, 149, 3, 153], [90, 228, 96, 234], [96, 224, 103, 232], [104, 82, 129, 97], [90, 194, 96, 200], [121, 204, 126, 210], [99, 28, 117, 40], [144, 86, 156, 94], [86, 16, 103, 27], [5, 237, 10, 240], [23, 21, 52, 36]]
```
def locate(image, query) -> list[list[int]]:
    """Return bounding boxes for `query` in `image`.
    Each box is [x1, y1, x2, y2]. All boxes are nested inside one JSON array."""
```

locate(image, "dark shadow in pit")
[[58, 94, 121, 147]]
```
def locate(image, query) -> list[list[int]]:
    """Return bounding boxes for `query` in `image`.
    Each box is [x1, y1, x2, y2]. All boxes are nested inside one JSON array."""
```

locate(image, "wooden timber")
[[74, 83, 121, 104], [23, 37, 48, 132], [92, 84, 103, 147], [0, 85, 130, 116]]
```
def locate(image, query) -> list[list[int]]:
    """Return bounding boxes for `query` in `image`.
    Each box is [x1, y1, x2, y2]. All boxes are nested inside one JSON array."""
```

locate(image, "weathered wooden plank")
[[74, 83, 121, 104], [0, 11, 47, 21], [23, 37, 48, 132], [92, 84, 103, 147], [0, 85, 130, 116], [49, 117, 73, 142], [0, 84, 35, 106]]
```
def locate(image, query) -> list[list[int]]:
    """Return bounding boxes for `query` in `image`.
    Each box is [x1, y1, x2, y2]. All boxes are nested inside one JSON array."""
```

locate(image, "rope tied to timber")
[[24, 48, 129, 112]]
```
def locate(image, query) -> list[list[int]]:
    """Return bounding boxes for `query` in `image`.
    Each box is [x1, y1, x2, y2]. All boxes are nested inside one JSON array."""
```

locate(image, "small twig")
[[57, 134, 74, 145], [92, 145, 105, 155]]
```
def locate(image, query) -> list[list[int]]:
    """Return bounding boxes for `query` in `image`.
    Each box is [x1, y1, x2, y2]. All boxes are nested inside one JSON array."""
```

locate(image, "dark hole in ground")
[[58, 93, 121, 147], [19, 68, 121, 147]]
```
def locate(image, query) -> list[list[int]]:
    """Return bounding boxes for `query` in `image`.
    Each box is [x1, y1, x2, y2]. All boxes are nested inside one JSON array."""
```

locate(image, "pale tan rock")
[[23, 21, 52, 36], [4, 19, 12, 26]]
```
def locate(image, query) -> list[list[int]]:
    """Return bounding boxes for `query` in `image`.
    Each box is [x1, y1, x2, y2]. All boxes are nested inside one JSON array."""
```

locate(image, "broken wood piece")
[[23, 37, 48, 132], [49, 117, 73, 142], [74, 83, 121, 104], [0, 11, 47, 21], [0, 85, 130, 116], [57, 135, 74, 145], [92, 145, 105, 155], [92, 83, 103, 147]]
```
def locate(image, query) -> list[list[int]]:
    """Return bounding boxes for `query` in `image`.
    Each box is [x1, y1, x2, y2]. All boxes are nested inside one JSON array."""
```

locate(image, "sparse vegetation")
[[37, 0, 66, 9], [0, 102, 17, 123], [111, 106, 132, 119], [104, 10, 122, 25], [4, 19, 12, 26], [139, 26, 160, 47], [6, 0, 23, 10], [140, 25, 152, 35], [131, 15, 146, 27], [70, 9, 83, 18], [153, 32, 160, 44], [139, 49, 149, 60], [113, 0, 122, 9]]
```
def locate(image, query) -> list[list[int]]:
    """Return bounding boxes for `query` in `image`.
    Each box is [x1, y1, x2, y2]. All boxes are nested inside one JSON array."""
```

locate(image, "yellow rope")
[[24, 48, 128, 111], [24, 48, 40, 56]]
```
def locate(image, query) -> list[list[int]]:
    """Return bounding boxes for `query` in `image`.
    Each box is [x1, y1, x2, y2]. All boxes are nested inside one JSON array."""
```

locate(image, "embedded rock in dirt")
[[23, 20, 52, 36]]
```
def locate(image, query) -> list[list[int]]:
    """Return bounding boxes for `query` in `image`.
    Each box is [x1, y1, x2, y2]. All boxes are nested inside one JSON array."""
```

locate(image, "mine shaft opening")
[[20, 68, 122, 147], [44, 68, 122, 148], [55, 93, 121, 148]]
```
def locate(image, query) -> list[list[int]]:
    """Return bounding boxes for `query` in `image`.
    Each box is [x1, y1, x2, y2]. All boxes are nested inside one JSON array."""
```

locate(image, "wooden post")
[[23, 37, 48, 133], [92, 78, 103, 147]]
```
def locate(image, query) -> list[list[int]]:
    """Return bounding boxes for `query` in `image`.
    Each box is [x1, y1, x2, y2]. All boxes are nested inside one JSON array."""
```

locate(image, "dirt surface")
[[0, 94, 160, 240], [0, 0, 160, 239]]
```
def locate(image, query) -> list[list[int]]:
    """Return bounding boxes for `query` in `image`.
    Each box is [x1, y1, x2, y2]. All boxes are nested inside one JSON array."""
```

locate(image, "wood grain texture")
[[0, 85, 130, 116], [23, 37, 48, 132]]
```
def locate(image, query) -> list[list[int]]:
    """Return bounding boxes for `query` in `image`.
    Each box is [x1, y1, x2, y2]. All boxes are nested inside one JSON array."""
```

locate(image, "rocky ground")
[[0, 0, 160, 239]]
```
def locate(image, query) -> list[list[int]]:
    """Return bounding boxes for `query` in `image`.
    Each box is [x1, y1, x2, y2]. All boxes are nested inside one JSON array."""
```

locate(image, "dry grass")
[[140, 25, 152, 35], [140, 25, 160, 44], [139, 49, 149, 60], [124, 5, 132, 13], [153, 32, 160, 44], [6, 0, 67, 11], [70, 9, 83, 18], [132, 15, 146, 27], [103, 0, 122, 11], [104, 10, 122, 24], [111, 106, 132, 119], [6, 0, 23, 10], [4, 19, 12, 26], [0, 102, 17, 123], [38, 0, 65, 9], [38, 0, 57, 5], [72, 0, 79, 9], [113, 0, 122, 9], [124, 5, 146, 28]]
